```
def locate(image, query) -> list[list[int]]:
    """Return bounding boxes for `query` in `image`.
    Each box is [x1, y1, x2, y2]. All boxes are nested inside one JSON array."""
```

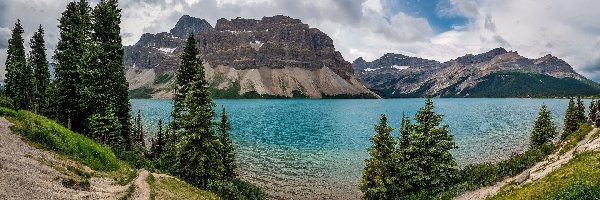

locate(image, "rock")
[[514, 169, 530, 185], [169, 15, 213, 38], [123, 15, 377, 98]]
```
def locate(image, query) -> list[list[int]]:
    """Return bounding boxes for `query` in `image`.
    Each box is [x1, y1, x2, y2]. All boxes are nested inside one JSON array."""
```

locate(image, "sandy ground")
[[133, 169, 150, 200], [455, 128, 600, 200], [0, 117, 131, 200]]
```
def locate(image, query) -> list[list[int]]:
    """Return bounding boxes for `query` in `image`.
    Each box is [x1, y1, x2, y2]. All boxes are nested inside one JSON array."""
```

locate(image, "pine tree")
[[5, 19, 33, 111], [92, 0, 132, 150], [563, 98, 578, 138], [177, 69, 224, 187], [87, 105, 123, 149], [155, 119, 165, 158], [360, 114, 395, 200], [398, 113, 410, 149], [401, 97, 457, 195], [218, 107, 236, 180], [29, 25, 50, 114], [575, 96, 586, 124], [530, 105, 557, 148], [53, 0, 93, 131], [172, 33, 202, 131]]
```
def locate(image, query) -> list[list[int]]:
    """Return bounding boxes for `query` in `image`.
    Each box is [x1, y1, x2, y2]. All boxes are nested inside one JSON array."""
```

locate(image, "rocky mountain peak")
[[169, 15, 213, 38], [454, 47, 508, 65]]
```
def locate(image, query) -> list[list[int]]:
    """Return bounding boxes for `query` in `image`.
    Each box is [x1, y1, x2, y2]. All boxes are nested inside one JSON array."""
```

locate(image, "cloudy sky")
[[2, 0, 600, 80]]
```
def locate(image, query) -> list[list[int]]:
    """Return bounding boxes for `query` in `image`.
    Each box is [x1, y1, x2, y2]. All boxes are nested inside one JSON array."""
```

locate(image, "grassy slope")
[[149, 175, 221, 200], [0, 107, 220, 199], [1, 107, 119, 171], [490, 150, 600, 200]]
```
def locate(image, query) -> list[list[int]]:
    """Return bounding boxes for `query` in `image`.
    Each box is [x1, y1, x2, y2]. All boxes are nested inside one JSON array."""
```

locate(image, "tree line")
[[360, 97, 593, 199], [4, 0, 264, 199]]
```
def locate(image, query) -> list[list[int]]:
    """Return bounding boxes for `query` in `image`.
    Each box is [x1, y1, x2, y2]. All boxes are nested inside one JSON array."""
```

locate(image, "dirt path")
[[133, 169, 151, 200], [454, 128, 600, 200], [0, 117, 131, 200]]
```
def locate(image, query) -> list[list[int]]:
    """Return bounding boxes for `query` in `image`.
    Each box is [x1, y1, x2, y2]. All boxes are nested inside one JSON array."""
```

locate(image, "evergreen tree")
[[563, 98, 578, 138], [398, 113, 410, 149], [155, 119, 165, 158], [400, 98, 457, 195], [360, 114, 395, 200], [87, 105, 123, 149], [172, 33, 202, 131], [575, 96, 586, 124], [177, 67, 223, 187], [29, 25, 50, 114], [530, 104, 557, 148], [53, 0, 93, 131], [218, 107, 236, 180], [92, 0, 132, 150], [5, 19, 33, 111]]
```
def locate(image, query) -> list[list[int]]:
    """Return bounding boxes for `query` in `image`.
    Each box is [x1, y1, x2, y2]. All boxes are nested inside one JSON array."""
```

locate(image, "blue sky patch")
[[382, 0, 469, 33]]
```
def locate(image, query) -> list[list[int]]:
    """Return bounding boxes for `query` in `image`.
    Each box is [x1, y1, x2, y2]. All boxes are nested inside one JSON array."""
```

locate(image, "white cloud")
[[2, 0, 600, 80]]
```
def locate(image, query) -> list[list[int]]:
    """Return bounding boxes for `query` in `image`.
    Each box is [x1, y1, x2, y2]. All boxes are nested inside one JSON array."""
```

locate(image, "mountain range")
[[124, 15, 377, 98], [123, 15, 600, 99], [353, 48, 600, 98]]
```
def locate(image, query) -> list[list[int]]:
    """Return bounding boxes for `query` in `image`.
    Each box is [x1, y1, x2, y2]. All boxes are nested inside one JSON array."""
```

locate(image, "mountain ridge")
[[354, 47, 598, 98], [124, 15, 377, 99]]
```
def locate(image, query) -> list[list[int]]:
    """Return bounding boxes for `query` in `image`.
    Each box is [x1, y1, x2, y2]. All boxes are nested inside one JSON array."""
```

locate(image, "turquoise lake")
[[131, 98, 577, 199]]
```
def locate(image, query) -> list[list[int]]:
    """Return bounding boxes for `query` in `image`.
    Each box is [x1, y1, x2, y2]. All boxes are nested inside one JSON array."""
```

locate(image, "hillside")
[[456, 127, 600, 199], [354, 48, 600, 98], [125, 15, 377, 99], [0, 108, 219, 200]]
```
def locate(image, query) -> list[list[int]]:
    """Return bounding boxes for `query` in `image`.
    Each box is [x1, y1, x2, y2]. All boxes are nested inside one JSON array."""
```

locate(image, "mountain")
[[353, 48, 600, 98], [124, 15, 377, 99]]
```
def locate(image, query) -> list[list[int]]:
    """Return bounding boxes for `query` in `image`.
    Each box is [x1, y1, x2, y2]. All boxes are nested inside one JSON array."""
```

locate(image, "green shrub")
[[206, 179, 267, 200], [0, 107, 18, 117], [7, 109, 119, 171]]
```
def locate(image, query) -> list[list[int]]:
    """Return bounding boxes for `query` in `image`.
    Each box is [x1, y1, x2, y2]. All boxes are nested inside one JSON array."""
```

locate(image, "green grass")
[[148, 174, 156, 200], [1, 108, 119, 171], [151, 176, 221, 200], [439, 145, 555, 199], [129, 86, 154, 99], [559, 125, 593, 155], [489, 150, 600, 200], [153, 73, 174, 85]]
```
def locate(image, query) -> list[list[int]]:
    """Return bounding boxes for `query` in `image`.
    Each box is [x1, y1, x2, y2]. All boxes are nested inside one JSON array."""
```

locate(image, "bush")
[[0, 107, 18, 117], [206, 179, 267, 200], [7, 109, 119, 171]]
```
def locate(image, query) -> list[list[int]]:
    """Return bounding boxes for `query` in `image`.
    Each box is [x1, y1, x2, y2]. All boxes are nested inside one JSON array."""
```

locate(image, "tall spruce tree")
[[53, 0, 93, 131], [172, 33, 202, 131], [530, 104, 557, 148], [5, 19, 33, 111], [401, 98, 457, 195], [174, 33, 224, 187], [563, 98, 578, 138], [360, 114, 396, 200], [92, 0, 132, 150], [218, 107, 236, 180], [575, 96, 586, 124], [29, 25, 50, 114]]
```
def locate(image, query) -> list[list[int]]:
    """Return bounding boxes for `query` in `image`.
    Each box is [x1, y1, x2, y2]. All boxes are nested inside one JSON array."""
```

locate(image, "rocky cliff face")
[[124, 15, 377, 98], [354, 48, 599, 97]]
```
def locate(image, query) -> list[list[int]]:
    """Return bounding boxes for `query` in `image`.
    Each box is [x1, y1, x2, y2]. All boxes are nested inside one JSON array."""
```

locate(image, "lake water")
[[131, 98, 577, 199]]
